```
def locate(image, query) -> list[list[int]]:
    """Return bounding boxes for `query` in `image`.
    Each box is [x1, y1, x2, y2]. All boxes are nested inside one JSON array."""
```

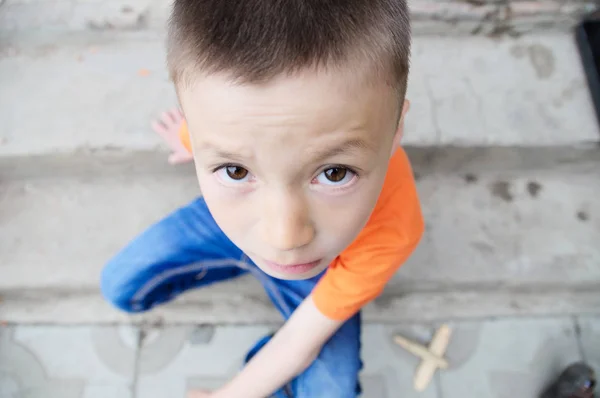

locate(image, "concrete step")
[[0, 0, 596, 36], [1, 147, 599, 324], [1, 29, 599, 324], [1, 31, 598, 156]]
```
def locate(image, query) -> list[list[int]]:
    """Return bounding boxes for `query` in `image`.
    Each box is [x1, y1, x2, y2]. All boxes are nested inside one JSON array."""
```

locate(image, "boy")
[[101, 0, 423, 396]]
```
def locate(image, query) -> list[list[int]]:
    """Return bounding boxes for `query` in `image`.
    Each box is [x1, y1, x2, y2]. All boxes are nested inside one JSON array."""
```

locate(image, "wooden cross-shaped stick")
[[393, 324, 452, 392]]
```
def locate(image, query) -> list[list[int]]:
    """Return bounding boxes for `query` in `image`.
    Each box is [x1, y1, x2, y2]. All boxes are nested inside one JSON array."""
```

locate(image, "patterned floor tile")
[[135, 325, 275, 397], [3, 318, 590, 398], [135, 324, 438, 398], [437, 318, 582, 398], [0, 325, 137, 398]]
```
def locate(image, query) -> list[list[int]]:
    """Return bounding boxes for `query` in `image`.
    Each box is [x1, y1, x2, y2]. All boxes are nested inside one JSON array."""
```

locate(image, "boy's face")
[[179, 67, 408, 280]]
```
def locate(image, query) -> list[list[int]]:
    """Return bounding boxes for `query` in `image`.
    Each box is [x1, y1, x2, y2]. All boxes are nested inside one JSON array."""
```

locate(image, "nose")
[[260, 189, 314, 252]]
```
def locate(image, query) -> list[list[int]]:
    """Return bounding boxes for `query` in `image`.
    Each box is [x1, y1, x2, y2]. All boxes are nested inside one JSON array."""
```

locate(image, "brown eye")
[[324, 167, 347, 182], [226, 166, 249, 180]]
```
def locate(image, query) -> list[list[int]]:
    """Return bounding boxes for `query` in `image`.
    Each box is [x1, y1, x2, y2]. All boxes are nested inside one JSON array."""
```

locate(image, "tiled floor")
[[1, 317, 598, 398], [437, 318, 582, 398], [135, 325, 274, 398], [0, 326, 136, 398]]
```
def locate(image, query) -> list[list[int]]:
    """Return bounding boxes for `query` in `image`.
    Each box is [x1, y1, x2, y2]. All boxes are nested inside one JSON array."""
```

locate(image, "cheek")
[[314, 181, 382, 252], [196, 174, 253, 241]]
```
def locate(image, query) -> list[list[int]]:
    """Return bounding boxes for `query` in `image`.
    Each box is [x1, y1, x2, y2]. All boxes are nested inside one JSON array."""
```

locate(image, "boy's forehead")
[[182, 68, 376, 107], [178, 67, 398, 141]]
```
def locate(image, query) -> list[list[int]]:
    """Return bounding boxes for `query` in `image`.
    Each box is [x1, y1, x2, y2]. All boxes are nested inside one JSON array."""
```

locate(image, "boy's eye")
[[226, 166, 248, 180], [214, 165, 253, 184], [324, 167, 347, 182], [315, 167, 356, 186]]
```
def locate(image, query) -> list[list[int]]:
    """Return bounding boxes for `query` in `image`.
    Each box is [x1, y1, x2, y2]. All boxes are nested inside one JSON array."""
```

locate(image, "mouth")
[[262, 259, 322, 275]]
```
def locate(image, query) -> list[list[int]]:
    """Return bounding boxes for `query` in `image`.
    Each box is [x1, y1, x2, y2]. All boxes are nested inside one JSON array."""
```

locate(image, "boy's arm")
[[211, 295, 343, 398]]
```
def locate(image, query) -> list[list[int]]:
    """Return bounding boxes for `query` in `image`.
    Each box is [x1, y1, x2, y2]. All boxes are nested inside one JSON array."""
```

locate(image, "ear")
[[391, 99, 410, 155]]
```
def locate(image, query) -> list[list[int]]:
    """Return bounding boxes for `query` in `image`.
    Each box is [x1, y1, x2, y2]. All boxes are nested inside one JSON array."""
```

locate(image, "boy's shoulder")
[[366, 148, 422, 231]]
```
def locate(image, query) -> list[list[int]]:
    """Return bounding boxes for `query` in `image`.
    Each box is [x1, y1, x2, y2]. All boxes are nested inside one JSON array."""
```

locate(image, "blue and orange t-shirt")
[[180, 123, 424, 321]]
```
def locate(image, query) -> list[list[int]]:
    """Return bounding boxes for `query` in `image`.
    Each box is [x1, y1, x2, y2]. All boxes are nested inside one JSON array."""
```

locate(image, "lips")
[[263, 259, 322, 275]]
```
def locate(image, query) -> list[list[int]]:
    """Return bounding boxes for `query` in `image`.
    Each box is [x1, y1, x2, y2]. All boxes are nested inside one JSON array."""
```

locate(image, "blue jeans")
[[101, 197, 362, 397]]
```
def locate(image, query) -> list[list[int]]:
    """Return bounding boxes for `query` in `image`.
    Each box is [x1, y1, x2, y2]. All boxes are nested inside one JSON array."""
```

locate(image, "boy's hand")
[[151, 108, 194, 165]]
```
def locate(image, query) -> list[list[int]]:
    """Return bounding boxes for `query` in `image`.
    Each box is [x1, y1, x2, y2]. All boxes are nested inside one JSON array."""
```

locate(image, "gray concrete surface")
[[1, 148, 599, 324], [578, 316, 600, 373], [1, 317, 596, 398], [0, 32, 598, 158], [0, 0, 595, 35]]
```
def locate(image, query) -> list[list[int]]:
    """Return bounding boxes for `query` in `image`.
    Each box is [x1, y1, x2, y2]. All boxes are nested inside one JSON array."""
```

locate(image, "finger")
[[161, 112, 176, 126], [166, 110, 177, 124], [167, 109, 182, 124], [152, 120, 182, 150], [151, 120, 169, 136]]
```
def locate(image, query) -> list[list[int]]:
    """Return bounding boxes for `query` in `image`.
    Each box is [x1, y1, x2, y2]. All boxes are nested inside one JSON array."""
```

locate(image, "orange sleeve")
[[179, 121, 192, 153], [311, 149, 424, 321]]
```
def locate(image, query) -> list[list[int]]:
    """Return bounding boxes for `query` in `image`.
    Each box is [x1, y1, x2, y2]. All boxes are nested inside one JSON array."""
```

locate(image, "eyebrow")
[[310, 138, 375, 163], [198, 137, 374, 164], [197, 143, 252, 163]]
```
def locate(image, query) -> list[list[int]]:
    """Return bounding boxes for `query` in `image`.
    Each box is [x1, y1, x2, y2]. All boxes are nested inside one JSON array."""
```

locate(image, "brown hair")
[[168, 0, 410, 97]]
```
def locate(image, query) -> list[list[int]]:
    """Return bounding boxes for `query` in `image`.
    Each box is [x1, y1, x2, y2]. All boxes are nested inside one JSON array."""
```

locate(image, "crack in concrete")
[[572, 316, 587, 364], [463, 76, 488, 134], [131, 327, 146, 398]]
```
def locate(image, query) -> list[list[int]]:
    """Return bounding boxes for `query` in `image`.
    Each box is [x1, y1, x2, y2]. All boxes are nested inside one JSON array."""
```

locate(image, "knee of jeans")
[[298, 356, 361, 398], [100, 258, 141, 314]]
